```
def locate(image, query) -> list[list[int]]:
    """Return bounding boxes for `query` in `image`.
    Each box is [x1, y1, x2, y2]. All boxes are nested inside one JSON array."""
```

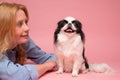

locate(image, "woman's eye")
[[17, 19, 28, 27], [17, 21, 23, 27]]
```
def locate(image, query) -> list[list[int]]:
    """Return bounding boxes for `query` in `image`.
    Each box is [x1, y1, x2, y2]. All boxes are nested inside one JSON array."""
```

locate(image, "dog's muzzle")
[[64, 23, 75, 33]]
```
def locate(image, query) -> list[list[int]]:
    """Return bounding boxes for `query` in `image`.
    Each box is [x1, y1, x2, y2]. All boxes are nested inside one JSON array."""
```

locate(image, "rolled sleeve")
[[0, 55, 38, 80]]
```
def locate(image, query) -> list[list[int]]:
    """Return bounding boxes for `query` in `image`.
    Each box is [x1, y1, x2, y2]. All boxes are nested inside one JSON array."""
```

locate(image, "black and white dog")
[[54, 16, 114, 77], [54, 16, 89, 76]]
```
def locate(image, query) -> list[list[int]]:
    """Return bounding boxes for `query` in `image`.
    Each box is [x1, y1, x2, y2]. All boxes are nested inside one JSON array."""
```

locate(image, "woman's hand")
[[35, 60, 56, 77], [44, 60, 56, 71]]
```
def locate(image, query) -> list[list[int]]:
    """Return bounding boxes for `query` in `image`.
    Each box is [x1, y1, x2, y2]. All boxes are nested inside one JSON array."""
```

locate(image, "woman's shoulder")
[[0, 55, 9, 70]]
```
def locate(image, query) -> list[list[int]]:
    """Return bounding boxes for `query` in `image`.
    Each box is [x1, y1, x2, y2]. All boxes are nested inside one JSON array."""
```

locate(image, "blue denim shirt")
[[0, 38, 56, 80]]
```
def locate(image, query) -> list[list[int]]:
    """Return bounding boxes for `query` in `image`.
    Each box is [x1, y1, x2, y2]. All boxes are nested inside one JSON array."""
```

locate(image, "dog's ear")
[[72, 20, 85, 43], [57, 20, 68, 28], [54, 20, 68, 43], [54, 20, 66, 43]]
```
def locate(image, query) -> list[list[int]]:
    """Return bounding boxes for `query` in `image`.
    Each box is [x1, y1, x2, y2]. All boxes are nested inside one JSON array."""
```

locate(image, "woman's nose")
[[24, 23, 30, 32]]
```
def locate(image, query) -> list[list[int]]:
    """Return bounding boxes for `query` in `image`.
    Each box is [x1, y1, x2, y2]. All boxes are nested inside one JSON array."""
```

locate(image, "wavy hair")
[[0, 2, 29, 65]]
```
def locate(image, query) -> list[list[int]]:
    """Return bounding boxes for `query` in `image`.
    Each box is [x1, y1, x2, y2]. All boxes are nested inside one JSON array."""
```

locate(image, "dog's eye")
[[72, 20, 81, 27], [58, 20, 68, 27], [72, 20, 77, 24]]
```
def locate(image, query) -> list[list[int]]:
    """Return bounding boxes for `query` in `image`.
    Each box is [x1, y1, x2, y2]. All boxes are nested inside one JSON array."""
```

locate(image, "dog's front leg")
[[56, 54, 64, 74], [72, 56, 83, 77]]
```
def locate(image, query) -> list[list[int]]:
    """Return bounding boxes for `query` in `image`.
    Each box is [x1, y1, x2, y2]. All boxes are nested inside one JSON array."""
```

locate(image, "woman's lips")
[[21, 34, 28, 38]]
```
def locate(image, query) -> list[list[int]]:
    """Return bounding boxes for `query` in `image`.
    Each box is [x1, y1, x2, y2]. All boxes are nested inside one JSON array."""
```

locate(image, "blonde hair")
[[0, 2, 29, 64]]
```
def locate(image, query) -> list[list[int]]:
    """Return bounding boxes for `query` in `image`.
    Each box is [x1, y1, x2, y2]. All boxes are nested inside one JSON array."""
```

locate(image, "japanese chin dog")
[[54, 16, 114, 77]]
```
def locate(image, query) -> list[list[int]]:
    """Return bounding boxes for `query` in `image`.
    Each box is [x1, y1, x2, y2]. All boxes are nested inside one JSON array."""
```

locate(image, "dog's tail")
[[88, 63, 115, 74]]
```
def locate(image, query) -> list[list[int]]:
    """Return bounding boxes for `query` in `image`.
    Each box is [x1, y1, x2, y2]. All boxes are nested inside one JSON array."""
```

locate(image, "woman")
[[0, 2, 56, 80]]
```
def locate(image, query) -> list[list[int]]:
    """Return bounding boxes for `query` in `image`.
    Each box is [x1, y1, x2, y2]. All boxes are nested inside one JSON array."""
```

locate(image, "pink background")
[[1, 0, 120, 80]]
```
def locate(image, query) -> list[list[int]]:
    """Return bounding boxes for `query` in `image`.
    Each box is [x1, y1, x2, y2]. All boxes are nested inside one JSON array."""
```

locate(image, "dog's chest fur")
[[56, 33, 83, 57]]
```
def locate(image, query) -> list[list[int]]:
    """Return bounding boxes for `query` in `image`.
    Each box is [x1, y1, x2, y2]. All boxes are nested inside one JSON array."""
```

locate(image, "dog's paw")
[[82, 69, 89, 73], [56, 69, 63, 74], [72, 71, 78, 77]]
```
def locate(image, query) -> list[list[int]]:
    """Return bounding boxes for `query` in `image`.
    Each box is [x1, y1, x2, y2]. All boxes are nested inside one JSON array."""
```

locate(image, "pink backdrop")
[[1, 0, 120, 80]]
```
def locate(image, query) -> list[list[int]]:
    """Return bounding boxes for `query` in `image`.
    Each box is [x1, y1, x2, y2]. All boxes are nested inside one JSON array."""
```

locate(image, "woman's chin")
[[18, 39, 28, 44]]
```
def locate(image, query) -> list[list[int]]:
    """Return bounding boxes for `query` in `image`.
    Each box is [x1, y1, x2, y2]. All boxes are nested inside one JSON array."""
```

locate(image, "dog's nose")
[[68, 23, 72, 27]]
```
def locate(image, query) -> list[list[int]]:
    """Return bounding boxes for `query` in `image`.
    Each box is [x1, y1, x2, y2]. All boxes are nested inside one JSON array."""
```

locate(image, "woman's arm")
[[0, 55, 56, 80], [24, 57, 56, 77], [22, 37, 57, 77]]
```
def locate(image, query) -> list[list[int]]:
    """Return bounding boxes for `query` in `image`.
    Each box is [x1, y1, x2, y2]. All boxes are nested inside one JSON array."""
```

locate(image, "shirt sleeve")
[[0, 55, 38, 80], [22, 37, 56, 64]]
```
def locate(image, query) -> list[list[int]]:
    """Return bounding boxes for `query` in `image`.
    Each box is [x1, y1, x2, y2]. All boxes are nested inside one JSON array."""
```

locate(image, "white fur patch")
[[56, 33, 83, 56], [64, 16, 76, 23], [89, 63, 114, 73]]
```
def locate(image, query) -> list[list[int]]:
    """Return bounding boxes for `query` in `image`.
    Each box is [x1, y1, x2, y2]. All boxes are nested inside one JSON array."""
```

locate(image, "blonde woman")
[[0, 2, 56, 80]]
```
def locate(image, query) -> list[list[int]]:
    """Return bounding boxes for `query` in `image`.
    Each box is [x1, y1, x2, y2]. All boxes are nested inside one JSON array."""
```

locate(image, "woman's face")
[[15, 9, 29, 45]]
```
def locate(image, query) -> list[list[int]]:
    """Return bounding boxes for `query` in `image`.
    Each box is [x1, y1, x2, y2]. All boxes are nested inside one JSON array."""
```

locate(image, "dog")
[[54, 16, 114, 77], [54, 16, 89, 76]]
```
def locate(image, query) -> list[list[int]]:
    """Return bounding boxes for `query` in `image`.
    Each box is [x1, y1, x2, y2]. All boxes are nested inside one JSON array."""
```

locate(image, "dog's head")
[[54, 16, 85, 43], [56, 16, 82, 34]]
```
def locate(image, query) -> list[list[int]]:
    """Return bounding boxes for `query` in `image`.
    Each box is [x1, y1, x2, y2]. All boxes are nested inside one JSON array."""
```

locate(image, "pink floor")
[[40, 71, 120, 80], [40, 63, 120, 80]]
